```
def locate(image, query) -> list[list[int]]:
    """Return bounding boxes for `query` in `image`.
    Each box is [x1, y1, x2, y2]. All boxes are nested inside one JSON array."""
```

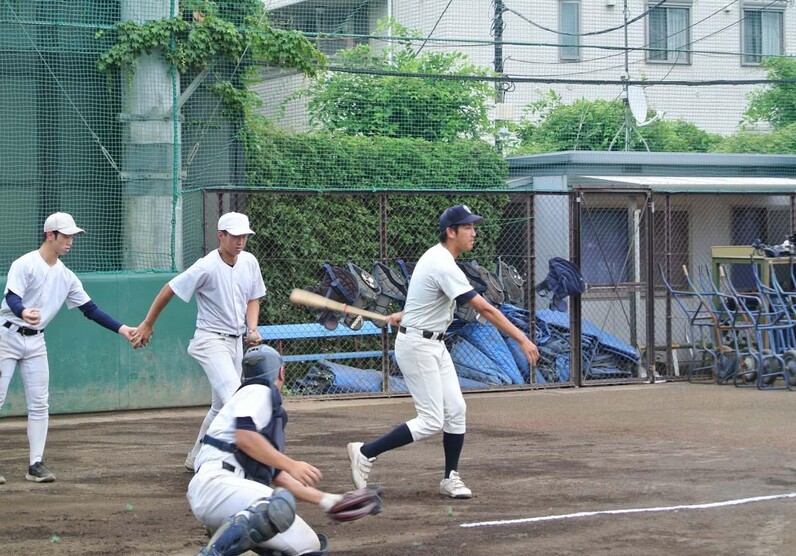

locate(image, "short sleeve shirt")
[[194, 383, 273, 470], [0, 250, 90, 330], [400, 243, 474, 332], [170, 250, 266, 336]]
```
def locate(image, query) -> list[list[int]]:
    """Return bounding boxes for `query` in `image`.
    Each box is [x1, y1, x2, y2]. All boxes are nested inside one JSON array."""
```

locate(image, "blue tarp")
[[454, 321, 525, 384]]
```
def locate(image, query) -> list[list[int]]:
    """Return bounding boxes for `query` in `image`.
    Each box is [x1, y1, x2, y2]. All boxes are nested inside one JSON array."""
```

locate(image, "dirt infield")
[[1, 383, 795, 555]]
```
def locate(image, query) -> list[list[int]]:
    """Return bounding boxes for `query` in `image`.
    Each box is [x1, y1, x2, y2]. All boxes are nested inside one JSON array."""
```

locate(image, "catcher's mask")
[[242, 344, 283, 383]]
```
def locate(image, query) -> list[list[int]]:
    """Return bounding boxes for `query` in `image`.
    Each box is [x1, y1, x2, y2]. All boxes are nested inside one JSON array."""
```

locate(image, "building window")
[[742, 8, 784, 64], [581, 209, 629, 284], [640, 210, 690, 288], [648, 4, 690, 63], [560, 1, 580, 61]]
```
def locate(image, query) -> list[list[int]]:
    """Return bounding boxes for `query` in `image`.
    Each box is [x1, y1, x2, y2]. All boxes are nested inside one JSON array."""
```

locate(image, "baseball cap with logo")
[[217, 212, 255, 235], [438, 205, 484, 233], [43, 213, 85, 235]]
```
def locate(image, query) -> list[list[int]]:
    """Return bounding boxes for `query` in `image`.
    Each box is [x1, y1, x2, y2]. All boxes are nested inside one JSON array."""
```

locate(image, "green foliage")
[[239, 118, 510, 325], [710, 123, 796, 154], [301, 20, 494, 142], [743, 57, 796, 130], [97, 12, 326, 83], [511, 92, 719, 153], [240, 118, 508, 190]]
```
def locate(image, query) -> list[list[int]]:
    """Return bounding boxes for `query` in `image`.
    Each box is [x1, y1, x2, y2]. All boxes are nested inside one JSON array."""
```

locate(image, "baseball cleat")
[[439, 471, 471, 499], [347, 442, 375, 489], [0, 473, 6, 484], [26, 461, 55, 483], [185, 452, 196, 472]]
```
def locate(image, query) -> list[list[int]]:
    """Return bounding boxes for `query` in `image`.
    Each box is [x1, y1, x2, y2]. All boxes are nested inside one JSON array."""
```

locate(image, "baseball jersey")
[[170, 250, 266, 336], [0, 250, 91, 330], [400, 243, 474, 332], [194, 382, 274, 471]]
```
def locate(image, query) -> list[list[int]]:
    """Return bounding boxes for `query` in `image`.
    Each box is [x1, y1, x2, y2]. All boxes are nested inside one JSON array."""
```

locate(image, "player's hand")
[[245, 327, 262, 346], [118, 325, 136, 342], [131, 322, 153, 349], [22, 308, 41, 326], [519, 337, 540, 366], [386, 311, 404, 327], [286, 460, 322, 487]]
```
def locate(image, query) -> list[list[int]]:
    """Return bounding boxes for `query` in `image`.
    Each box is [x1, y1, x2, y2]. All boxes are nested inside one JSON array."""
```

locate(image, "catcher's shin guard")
[[196, 488, 297, 556]]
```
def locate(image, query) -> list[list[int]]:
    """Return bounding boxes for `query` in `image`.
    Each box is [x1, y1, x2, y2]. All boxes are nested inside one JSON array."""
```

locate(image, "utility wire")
[[414, 0, 455, 57], [503, 0, 667, 37]]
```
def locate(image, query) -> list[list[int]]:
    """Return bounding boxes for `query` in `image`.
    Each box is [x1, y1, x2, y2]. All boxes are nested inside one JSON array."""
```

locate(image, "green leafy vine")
[[96, 11, 326, 117]]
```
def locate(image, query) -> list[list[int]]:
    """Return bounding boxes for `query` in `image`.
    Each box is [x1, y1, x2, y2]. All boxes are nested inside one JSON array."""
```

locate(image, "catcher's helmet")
[[242, 344, 283, 383]]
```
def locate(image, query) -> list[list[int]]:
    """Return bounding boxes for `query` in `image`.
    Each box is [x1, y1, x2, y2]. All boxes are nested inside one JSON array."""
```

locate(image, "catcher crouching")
[[188, 344, 381, 556]]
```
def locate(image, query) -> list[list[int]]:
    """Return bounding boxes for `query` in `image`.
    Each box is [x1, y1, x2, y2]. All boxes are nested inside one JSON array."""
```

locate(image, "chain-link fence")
[[1, 1, 795, 399]]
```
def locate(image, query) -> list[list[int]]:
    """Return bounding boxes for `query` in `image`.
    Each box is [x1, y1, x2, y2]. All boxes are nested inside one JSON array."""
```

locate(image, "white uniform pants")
[[0, 328, 50, 464], [395, 332, 466, 440], [186, 330, 245, 457], [187, 463, 321, 555]]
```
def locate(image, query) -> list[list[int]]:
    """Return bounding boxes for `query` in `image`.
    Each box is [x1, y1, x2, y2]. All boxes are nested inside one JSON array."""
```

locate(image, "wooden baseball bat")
[[289, 289, 389, 323]]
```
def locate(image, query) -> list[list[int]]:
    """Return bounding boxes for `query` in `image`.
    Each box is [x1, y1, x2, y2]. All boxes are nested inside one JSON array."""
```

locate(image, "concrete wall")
[[0, 273, 207, 417]]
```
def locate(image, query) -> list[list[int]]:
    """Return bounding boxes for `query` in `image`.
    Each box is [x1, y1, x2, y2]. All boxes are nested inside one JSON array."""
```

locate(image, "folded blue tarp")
[[454, 321, 524, 384], [449, 336, 514, 385]]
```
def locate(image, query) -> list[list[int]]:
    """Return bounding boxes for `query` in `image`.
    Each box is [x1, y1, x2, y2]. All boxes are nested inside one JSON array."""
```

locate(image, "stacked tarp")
[[292, 360, 488, 395], [452, 321, 525, 384], [534, 309, 640, 380]]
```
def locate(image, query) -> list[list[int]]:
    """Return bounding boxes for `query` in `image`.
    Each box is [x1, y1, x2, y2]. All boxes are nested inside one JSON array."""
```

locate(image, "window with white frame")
[[647, 2, 691, 63], [742, 3, 784, 64], [560, 1, 580, 61]]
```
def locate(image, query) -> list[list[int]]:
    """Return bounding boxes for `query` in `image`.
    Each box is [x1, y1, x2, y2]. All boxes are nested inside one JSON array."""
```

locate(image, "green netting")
[[1, 0, 794, 273]]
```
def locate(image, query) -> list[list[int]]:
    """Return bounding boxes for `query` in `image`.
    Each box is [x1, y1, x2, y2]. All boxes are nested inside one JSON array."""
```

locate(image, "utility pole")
[[493, 0, 508, 153]]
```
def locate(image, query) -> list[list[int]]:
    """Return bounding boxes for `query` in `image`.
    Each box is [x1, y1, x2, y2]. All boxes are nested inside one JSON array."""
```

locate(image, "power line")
[[502, 0, 668, 37]]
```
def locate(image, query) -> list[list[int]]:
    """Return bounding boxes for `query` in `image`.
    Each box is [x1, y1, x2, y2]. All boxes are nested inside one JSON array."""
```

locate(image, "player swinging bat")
[[289, 289, 388, 324]]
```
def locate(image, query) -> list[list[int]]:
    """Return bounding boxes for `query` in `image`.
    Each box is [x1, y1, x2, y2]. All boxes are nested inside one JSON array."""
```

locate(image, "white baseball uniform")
[[398, 243, 474, 440], [0, 250, 92, 465], [170, 249, 266, 460], [187, 382, 321, 555]]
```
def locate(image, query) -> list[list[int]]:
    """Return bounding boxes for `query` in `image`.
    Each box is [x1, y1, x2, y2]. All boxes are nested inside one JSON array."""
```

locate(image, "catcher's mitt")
[[326, 487, 383, 522]]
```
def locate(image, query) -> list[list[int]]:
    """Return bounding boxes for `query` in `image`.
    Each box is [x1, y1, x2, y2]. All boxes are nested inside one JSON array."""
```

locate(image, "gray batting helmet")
[[242, 344, 283, 383]]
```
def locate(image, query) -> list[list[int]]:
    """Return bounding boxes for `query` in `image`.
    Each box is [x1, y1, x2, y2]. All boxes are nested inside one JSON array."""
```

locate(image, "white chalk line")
[[460, 492, 796, 528]]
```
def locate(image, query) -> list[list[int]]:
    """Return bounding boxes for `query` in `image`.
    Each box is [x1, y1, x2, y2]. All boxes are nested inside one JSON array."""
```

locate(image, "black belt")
[[3, 321, 43, 336], [399, 325, 444, 342]]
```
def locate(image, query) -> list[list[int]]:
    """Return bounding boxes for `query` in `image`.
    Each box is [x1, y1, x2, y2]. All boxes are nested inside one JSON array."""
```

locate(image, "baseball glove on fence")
[[326, 487, 383, 522]]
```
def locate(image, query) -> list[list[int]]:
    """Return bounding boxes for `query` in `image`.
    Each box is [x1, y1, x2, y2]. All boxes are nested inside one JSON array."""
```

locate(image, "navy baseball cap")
[[439, 205, 484, 233]]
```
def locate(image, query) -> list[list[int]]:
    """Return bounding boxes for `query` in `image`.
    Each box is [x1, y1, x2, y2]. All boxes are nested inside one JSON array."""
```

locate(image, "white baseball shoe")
[[0, 473, 5, 484], [184, 453, 196, 472], [347, 442, 375, 489], [439, 471, 472, 499]]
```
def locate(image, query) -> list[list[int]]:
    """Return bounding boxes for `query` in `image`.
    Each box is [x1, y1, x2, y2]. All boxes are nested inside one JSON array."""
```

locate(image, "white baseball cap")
[[43, 212, 85, 235], [217, 212, 255, 235]]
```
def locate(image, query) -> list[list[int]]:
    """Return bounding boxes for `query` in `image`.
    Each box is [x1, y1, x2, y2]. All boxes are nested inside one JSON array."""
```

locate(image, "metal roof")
[[506, 151, 796, 185]]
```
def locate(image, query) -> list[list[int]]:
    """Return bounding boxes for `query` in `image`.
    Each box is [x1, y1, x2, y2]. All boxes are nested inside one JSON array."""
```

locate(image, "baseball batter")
[[0, 213, 136, 485], [347, 205, 539, 498], [189, 345, 340, 556], [131, 212, 266, 471]]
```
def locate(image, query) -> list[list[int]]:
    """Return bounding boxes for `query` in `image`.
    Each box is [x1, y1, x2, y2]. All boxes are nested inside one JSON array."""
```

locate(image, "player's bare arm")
[[132, 284, 175, 348], [235, 428, 322, 487], [468, 294, 539, 365]]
